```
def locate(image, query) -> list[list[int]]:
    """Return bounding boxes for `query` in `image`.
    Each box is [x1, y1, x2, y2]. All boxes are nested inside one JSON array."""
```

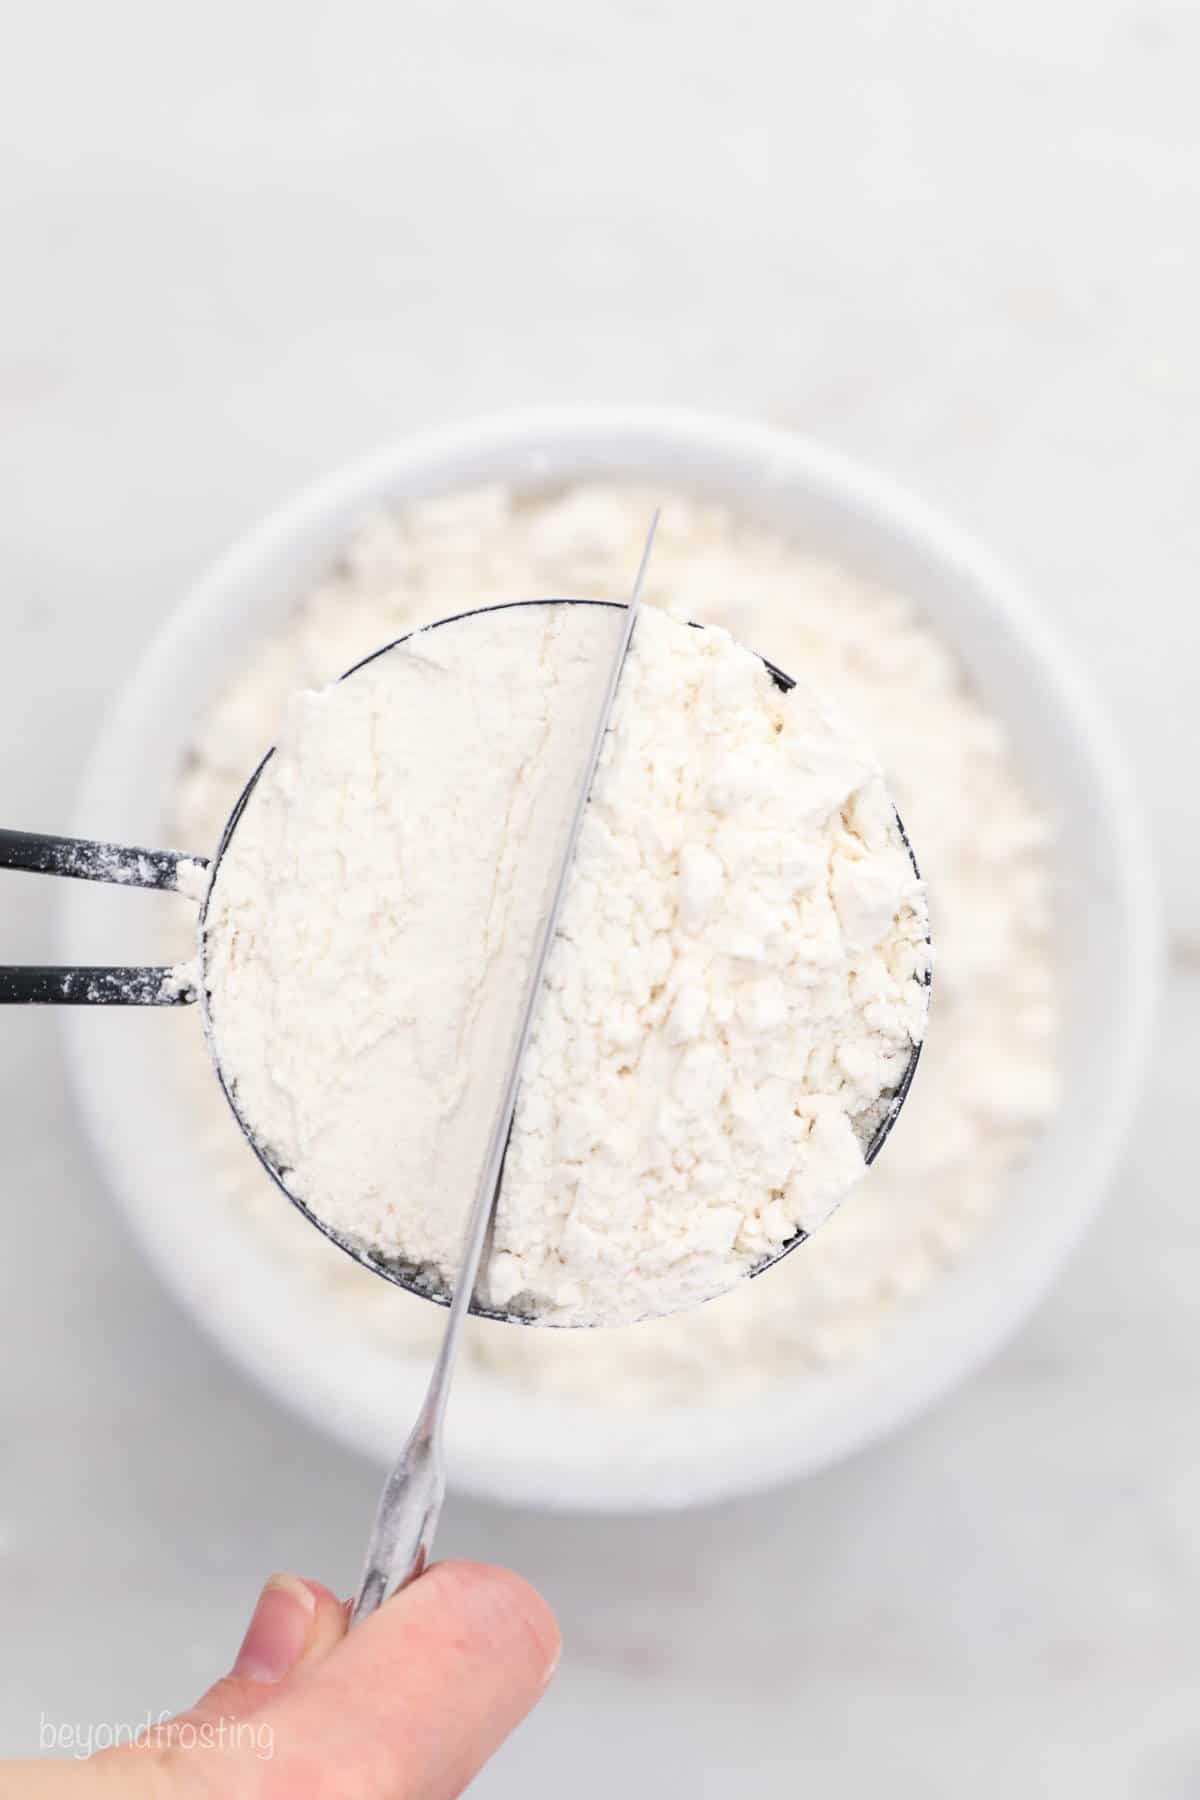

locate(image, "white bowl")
[[61, 407, 1159, 1511]]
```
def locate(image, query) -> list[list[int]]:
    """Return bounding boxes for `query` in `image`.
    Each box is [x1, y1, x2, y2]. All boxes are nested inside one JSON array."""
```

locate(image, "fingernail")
[[233, 1573, 318, 1683]]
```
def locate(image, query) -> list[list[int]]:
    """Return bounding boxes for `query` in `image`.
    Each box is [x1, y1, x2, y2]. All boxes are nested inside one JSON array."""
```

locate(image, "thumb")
[[0, 1576, 349, 1799], [184, 1573, 349, 1726]]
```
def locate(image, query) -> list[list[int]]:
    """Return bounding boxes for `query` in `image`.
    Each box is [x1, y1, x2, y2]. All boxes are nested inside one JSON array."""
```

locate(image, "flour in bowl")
[[168, 486, 1059, 1397], [202, 602, 928, 1325]]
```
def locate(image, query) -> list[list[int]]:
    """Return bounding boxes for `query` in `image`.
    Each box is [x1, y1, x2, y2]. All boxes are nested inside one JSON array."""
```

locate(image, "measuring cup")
[[0, 599, 929, 1324]]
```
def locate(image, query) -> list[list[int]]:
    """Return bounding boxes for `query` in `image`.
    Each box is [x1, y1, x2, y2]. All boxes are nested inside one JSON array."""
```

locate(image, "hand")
[[5, 1561, 559, 1798]]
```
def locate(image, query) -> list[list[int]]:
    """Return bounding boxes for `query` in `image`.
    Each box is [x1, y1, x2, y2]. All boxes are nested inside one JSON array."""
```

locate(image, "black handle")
[[0, 965, 197, 1005], [0, 827, 204, 892], [0, 826, 206, 1005]]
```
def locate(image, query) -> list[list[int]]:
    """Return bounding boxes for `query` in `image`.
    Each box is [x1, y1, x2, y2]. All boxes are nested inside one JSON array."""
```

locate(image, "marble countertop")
[[1, 1, 1197, 1792]]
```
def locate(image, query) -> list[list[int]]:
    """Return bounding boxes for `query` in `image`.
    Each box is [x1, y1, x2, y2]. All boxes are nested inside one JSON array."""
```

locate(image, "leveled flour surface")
[[204, 603, 618, 1295]]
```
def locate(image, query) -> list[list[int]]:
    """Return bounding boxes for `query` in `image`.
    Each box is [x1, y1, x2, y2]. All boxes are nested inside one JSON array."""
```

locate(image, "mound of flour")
[[169, 486, 1059, 1399], [203, 602, 928, 1326]]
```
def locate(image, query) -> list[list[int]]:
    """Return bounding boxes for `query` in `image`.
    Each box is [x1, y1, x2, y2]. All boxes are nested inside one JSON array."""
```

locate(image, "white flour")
[[203, 602, 928, 1326], [168, 485, 1059, 1399]]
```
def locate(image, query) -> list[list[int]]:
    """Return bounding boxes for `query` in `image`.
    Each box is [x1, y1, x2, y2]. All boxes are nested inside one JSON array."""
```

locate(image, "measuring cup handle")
[[0, 965, 198, 1004], [0, 827, 206, 893], [0, 826, 207, 1004]]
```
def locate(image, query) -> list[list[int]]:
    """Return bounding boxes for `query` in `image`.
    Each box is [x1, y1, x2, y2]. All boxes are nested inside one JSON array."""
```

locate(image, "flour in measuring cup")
[[202, 602, 928, 1326]]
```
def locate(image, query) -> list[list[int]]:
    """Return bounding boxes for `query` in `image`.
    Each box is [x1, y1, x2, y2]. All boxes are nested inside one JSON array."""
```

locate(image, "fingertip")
[[232, 1573, 317, 1684], [296, 1575, 341, 1609], [300, 1576, 353, 1662], [421, 1560, 561, 1684], [225, 1571, 348, 1689]]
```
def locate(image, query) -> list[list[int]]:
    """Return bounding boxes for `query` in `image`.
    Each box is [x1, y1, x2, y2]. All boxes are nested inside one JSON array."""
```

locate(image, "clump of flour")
[[203, 601, 928, 1326], [168, 486, 1058, 1396]]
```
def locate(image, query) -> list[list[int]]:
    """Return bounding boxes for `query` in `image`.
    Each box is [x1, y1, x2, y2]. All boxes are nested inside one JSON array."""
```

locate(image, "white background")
[[1, 1, 1198, 1792]]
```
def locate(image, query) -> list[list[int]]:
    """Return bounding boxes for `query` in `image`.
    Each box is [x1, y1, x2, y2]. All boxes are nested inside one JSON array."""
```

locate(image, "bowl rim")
[[60, 404, 1162, 1511]]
